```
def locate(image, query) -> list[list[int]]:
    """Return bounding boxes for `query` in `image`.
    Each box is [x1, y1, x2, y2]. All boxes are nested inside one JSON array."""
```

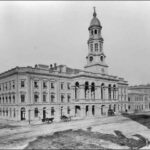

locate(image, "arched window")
[[10, 108, 12, 117], [21, 107, 26, 120], [75, 82, 79, 99], [91, 82, 95, 99], [108, 84, 111, 100], [100, 56, 103, 62], [95, 43, 98, 51], [85, 82, 89, 99], [34, 108, 38, 118], [51, 94, 55, 103], [51, 107, 55, 116], [92, 105, 95, 116], [113, 85, 116, 99], [89, 56, 93, 62], [95, 30, 97, 34], [101, 83, 104, 99], [67, 106, 71, 115], [61, 95, 64, 103], [13, 108, 16, 118]]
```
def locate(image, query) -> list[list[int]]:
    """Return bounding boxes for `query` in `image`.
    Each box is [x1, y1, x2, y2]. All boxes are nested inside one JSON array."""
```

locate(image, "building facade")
[[128, 85, 150, 112], [0, 8, 129, 122]]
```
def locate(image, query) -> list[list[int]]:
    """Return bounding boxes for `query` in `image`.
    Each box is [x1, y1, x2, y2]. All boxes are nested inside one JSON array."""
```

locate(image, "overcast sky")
[[0, 1, 150, 85]]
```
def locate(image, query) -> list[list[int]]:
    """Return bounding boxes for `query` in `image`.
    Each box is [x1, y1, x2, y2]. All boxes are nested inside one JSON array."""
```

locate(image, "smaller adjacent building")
[[128, 85, 150, 113]]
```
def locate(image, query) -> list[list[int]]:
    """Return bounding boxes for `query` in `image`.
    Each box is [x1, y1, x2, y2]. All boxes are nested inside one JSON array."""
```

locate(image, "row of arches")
[[75, 82, 117, 100]]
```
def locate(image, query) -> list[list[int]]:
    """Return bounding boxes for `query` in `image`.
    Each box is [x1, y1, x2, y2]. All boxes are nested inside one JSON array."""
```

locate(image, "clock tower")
[[84, 7, 108, 74]]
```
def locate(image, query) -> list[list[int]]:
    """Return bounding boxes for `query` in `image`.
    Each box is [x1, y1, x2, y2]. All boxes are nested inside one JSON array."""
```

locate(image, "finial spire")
[[93, 6, 97, 17]]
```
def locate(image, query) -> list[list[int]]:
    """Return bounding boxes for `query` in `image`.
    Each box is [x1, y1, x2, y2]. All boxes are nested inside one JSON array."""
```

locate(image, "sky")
[[0, 1, 150, 86]]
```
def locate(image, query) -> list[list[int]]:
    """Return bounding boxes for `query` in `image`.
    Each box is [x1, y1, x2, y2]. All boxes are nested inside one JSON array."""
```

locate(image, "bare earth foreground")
[[0, 113, 150, 149]]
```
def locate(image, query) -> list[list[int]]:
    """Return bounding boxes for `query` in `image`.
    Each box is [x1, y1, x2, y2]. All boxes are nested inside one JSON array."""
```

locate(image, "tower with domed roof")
[[84, 7, 108, 74]]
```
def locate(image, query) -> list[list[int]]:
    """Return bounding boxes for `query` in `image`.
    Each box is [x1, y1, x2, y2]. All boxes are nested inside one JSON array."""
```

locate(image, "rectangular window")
[[61, 83, 64, 90], [13, 95, 15, 103], [67, 83, 70, 90], [90, 43, 93, 52], [34, 81, 38, 88], [61, 95, 64, 103], [21, 94, 25, 103], [51, 107, 55, 116], [43, 81, 47, 89], [95, 43, 98, 51], [34, 94, 39, 103], [51, 94, 55, 103], [67, 95, 71, 103], [21, 80, 25, 88], [12, 81, 15, 89], [43, 94, 47, 102], [51, 82, 55, 89]]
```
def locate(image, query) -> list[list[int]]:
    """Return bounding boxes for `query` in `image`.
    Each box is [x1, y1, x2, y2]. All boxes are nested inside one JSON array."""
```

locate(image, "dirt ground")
[[0, 113, 150, 149]]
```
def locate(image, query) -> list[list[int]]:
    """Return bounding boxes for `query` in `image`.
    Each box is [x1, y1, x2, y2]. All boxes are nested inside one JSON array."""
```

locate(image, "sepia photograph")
[[0, 1, 150, 149]]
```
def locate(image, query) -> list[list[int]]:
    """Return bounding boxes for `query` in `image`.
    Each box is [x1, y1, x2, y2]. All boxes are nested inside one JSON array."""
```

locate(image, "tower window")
[[95, 43, 98, 51], [100, 56, 103, 62], [95, 30, 97, 34], [91, 30, 93, 35], [89, 56, 93, 62], [90, 44, 93, 52]]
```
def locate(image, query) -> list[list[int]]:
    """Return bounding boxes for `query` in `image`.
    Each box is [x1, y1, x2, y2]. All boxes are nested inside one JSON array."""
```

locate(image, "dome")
[[90, 17, 101, 27], [89, 7, 102, 28]]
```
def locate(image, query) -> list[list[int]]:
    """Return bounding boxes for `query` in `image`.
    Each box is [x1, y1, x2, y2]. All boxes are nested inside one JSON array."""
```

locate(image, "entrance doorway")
[[21, 107, 26, 120], [43, 107, 46, 119]]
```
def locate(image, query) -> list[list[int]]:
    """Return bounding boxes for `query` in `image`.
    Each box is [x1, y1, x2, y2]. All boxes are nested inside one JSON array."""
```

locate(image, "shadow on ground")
[[122, 113, 150, 129], [24, 128, 150, 149]]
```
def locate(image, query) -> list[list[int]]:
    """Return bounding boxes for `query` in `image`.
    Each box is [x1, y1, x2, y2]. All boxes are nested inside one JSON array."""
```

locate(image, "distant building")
[[0, 8, 129, 122], [128, 85, 150, 112]]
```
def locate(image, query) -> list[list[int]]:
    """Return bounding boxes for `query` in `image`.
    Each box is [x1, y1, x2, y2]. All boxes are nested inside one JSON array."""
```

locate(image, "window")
[[95, 30, 97, 34], [6, 108, 8, 116], [67, 106, 70, 114], [100, 56, 103, 62], [61, 95, 64, 103], [51, 94, 55, 103], [51, 107, 55, 116], [34, 94, 39, 103], [67, 83, 70, 90], [21, 80, 25, 88], [13, 95, 15, 103], [13, 109, 16, 117], [34, 81, 38, 88], [10, 108, 12, 117], [43, 94, 47, 102], [67, 95, 71, 102], [61, 83, 64, 90], [89, 56, 93, 62], [90, 44, 93, 52], [95, 43, 98, 51], [6, 96, 8, 103], [51, 82, 55, 89], [34, 108, 38, 117], [21, 94, 25, 103], [12, 81, 15, 89], [43, 81, 47, 89]]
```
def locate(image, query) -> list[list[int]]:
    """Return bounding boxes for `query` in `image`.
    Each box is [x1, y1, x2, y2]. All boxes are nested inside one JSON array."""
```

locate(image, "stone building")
[[0, 8, 129, 122], [128, 85, 150, 112]]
